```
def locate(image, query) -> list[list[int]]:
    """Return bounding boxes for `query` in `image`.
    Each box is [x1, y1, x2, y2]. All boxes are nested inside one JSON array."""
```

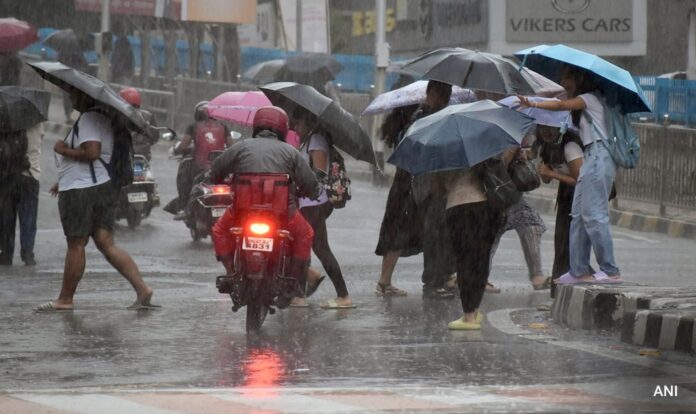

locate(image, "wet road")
[[1, 133, 696, 413]]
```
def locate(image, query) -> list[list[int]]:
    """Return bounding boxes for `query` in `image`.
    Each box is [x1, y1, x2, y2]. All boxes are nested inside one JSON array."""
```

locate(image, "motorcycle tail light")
[[212, 185, 231, 194], [249, 222, 270, 236]]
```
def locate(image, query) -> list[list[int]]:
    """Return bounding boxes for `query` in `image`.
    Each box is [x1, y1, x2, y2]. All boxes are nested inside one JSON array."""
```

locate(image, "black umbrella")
[[27, 61, 151, 138], [243, 59, 285, 84], [259, 82, 376, 166], [274, 53, 343, 90], [402, 47, 535, 95], [0, 86, 50, 132]]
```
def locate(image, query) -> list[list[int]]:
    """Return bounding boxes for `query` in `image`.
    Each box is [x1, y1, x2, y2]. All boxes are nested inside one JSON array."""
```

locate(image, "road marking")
[[488, 308, 696, 378], [12, 394, 181, 414]]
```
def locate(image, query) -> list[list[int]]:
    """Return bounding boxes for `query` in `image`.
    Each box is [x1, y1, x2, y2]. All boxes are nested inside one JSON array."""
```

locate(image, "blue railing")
[[634, 76, 696, 127]]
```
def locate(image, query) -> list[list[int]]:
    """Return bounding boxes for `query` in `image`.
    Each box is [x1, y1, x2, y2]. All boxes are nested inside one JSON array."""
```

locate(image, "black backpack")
[[480, 158, 521, 210], [0, 130, 30, 184], [305, 136, 352, 209], [71, 109, 134, 189]]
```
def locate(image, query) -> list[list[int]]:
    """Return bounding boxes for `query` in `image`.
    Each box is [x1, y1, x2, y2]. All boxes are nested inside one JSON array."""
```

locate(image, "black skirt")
[[375, 168, 424, 257]]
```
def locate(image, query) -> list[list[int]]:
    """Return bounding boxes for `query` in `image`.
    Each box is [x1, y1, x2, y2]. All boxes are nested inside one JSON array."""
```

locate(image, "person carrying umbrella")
[[518, 65, 625, 285], [27, 61, 158, 312]]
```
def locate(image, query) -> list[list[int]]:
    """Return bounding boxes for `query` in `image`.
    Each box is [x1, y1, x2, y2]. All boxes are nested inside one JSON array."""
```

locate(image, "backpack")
[[584, 97, 641, 169], [305, 136, 352, 209], [0, 130, 29, 184], [480, 158, 521, 210], [71, 109, 134, 189]]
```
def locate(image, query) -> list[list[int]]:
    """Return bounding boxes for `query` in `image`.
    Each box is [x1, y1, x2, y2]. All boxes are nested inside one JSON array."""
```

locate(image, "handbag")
[[480, 158, 521, 210], [508, 158, 541, 192]]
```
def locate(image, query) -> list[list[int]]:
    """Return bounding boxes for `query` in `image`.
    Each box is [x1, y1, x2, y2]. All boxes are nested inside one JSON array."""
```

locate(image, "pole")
[[296, 0, 303, 52], [371, 0, 389, 185], [98, 0, 111, 81], [659, 114, 670, 216], [216, 25, 226, 81]]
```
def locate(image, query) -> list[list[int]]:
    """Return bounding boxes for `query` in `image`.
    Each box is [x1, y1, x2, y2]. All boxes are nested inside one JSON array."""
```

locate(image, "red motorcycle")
[[215, 173, 299, 331]]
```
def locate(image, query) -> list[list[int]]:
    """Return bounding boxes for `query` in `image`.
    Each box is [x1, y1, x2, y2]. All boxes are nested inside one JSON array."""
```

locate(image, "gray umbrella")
[[27, 61, 151, 137], [243, 59, 285, 84], [259, 82, 376, 165], [402, 48, 535, 95], [387, 100, 536, 175], [0, 86, 50, 132]]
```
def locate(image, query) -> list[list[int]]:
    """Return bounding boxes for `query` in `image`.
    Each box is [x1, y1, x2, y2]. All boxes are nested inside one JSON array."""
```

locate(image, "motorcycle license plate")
[[243, 237, 273, 252], [127, 192, 148, 203], [212, 208, 226, 218]]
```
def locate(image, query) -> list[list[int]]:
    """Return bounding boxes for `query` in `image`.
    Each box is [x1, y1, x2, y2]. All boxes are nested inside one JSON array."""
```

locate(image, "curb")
[[551, 284, 696, 353]]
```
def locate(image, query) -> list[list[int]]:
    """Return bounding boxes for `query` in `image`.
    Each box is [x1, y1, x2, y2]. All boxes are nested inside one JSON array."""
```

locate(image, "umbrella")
[[0, 18, 38, 52], [401, 47, 535, 95], [0, 86, 50, 132], [498, 96, 571, 128], [362, 80, 476, 116], [274, 53, 343, 88], [207, 91, 272, 126], [43, 29, 88, 53], [260, 82, 376, 165], [387, 100, 536, 175], [27, 61, 150, 138], [519, 67, 566, 99], [515, 44, 651, 113], [242, 59, 286, 84]]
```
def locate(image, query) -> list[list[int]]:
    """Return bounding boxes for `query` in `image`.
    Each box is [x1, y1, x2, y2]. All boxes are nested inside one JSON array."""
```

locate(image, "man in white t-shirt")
[[34, 87, 157, 312]]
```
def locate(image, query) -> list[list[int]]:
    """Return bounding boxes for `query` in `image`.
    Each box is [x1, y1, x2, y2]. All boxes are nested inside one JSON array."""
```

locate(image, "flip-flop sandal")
[[485, 282, 501, 293], [533, 277, 552, 290], [127, 301, 162, 310], [592, 271, 624, 285], [320, 299, 356, 309], [33, 301, 73, 313], [556, 272, 588, 285], [305, 275, 326, 298]]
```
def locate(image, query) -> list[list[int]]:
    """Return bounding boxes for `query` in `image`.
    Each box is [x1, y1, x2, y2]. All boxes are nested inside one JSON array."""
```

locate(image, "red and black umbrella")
[[0, 18, 38, 52]]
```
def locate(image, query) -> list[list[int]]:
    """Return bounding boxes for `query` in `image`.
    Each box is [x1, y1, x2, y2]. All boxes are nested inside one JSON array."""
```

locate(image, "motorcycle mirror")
[[161, 127, 177, 141], [230, 131, 241, 140]]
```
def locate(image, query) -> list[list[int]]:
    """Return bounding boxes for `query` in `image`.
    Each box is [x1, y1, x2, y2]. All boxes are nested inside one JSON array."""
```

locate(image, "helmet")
[[119, 87, 141, 108], [253, 106, 289, 141], [194, 101, 209, 122]]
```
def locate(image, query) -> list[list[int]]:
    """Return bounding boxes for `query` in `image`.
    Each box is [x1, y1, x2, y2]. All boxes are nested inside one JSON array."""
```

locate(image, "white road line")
[[488, 308, 696, 378], [208, 391, 369, 413], [12, 394, 182, 414]]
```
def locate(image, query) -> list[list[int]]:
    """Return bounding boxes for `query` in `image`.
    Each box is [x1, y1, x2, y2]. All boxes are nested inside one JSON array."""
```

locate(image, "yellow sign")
[[182, 0, 256, 24]]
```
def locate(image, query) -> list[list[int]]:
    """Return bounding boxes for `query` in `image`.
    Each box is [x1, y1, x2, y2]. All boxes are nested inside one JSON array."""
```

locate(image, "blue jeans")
[[569, 141, 620, 276]]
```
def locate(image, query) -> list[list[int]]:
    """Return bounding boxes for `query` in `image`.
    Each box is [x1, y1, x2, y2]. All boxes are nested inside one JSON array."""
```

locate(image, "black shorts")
[[58, 182, 117, 237]]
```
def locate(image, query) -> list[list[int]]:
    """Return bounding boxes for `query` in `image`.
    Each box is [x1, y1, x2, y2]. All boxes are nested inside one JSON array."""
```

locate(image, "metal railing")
[[634, 77, 696, 127]]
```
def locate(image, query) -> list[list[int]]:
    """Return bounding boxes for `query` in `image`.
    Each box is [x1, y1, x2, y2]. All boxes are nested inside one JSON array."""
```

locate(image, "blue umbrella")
[[515, 44, 651, 113], [387, 100, 536, 175]]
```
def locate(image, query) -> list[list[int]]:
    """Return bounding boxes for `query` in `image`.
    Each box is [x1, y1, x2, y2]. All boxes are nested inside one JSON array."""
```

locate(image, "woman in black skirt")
[[374, 104, 421, 296]]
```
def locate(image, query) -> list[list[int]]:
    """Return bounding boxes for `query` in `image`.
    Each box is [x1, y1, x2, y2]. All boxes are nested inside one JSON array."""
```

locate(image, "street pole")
[[372, 0, 389, 185], [98, 0, 111, 81], [296, 0, 303, 52], [659, 114, 670, 216]]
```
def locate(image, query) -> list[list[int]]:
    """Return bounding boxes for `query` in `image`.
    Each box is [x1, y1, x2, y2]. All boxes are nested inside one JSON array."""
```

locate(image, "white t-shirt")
[[578, 93, 608, 146], [551, 141, 584, 175], [299, 133, 329, 208], [57, 111, 114, 191]]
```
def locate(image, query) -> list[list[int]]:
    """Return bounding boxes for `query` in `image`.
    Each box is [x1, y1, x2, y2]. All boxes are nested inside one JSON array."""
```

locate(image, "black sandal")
[[533, 277, 552, 291]]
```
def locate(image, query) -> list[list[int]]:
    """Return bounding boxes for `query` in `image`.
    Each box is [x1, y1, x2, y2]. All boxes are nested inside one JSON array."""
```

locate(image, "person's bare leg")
[[93, 228, 152, 303], [53, 236, 90, 309], [378, 250, 400, 286]]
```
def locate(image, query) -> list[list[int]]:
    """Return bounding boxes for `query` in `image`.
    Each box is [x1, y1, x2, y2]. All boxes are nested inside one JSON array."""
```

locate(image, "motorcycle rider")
[[118, 87, 158, 160], [167, 101, 233, 219], [210, 106, 321, 308]]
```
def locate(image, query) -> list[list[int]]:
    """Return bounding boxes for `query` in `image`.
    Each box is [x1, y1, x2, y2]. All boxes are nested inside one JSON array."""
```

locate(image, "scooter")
[[215, 173, 299, 331], [116, 155, 160, 228], [184, 151, 233, 241]]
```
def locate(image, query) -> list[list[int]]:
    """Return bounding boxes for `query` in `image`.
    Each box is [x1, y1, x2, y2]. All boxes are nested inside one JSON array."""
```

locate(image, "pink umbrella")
[[0, 18, 38, 52], [207, 91, 272, 126]]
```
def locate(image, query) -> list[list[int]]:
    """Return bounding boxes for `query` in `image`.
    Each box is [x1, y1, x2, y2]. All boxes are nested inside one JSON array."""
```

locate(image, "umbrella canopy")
[[207, 91, 272, 126], [260, 82, 376, 165], [387, 100, 536, 175], [274, 53, 343, 89], [362, 80, 476, 116], [401, 48, 535, 95], [243, 59, 286, 84], [515, 44, 651, 113], [519, 67, 566, 99], [0, 18, 38, 52], [43, 29, 88, 53], [0, 86, 50, 132], [27, 61, 150, 138], [498, 96, 571, 128]]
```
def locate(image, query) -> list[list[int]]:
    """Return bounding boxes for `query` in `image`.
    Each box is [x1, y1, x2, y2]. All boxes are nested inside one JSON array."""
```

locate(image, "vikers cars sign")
[[507, 0, 633, 43]]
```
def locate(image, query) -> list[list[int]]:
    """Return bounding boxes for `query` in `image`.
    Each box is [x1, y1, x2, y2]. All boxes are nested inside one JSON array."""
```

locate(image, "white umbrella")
[[362, 80, 476, 116]]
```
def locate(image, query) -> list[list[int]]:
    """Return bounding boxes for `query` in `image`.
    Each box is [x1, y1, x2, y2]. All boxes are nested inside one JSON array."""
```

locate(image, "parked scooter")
[[216, 173, 299, 331], [184, 151, 233, 241], [115, 154, 160, 228]]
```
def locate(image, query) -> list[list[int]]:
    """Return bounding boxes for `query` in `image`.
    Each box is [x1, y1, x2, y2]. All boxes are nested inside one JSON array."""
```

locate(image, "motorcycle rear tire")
[[127, 210, 142, 229], [190, 227, 202, 241], [246, 298, 268, 332]]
